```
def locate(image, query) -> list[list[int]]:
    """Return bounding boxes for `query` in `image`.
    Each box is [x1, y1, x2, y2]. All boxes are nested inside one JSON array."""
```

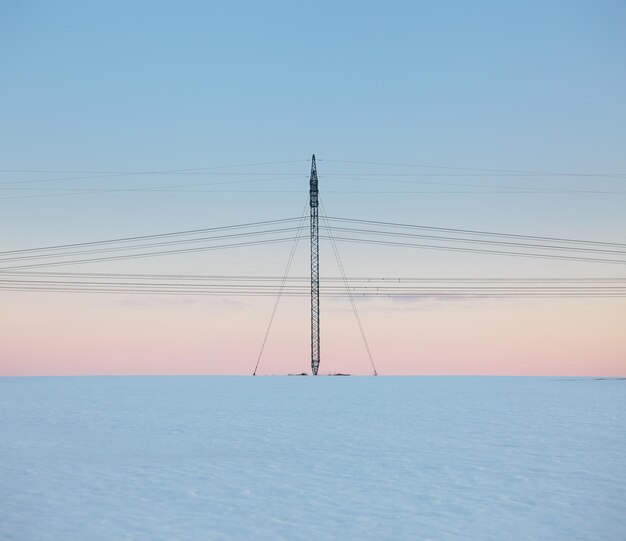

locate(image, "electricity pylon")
[[309, 155, 320, 375]]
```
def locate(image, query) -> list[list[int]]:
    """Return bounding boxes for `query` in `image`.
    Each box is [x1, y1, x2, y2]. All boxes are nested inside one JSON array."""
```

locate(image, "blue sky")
[[1, 1, 625, 375], [2, 2, 626, 233], [2, 1, 626, 226]]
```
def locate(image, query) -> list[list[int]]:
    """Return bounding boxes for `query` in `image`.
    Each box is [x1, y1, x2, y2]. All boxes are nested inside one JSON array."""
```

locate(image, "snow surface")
[[1, 376, 625, 540]]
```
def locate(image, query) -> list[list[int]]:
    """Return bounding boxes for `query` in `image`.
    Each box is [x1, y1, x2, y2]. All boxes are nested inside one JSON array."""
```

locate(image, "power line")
[[319, 159, 626, 178], [0, 217, 301, 256], [254, 199, 309, 376], [2, 285, 624, 298], [2, 271, 625, 282], [0, 177, 308, 193], [0, 226, 306, 263], [319, 173, 626, 193], [0, 237, 301, 271], [5, 216, 623, 259], [325, 236, 626, 265], [0, 160, 308, 185], [0, 189, 312, 201], [3, 174, 624, 192], [3, 214, 625, 271], [321, 226, 626, 256], [320, 198, 378, 376], [4, 189, 624, 201], [1, 271, 624, 283], [325, 216, 626, 248], [4, 158, 625, 181], [3, 280, 625, 291]]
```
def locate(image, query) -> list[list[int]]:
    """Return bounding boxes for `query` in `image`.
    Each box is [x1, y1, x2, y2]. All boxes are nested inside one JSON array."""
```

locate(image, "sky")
[[1, 0, 625, 376]]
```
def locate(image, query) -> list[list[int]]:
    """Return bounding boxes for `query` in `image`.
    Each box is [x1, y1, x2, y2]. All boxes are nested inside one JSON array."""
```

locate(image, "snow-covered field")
[[1, 376, 624, 540]]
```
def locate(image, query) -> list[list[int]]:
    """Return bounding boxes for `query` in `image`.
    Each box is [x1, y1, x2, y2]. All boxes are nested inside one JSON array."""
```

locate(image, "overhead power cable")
[[318, 174, 626, 193], [0, 159, 308, 185], [3, 213, 625, 271], [319, 159, 626, 178], [6, 215, 623, 258], [0, 226, 306, 263], [321, 226, 626, 256], [324, 236, 626, 265], [253, 199, 309, 376], [325, 216, 626, 248], [0, 217, 301, 256], [3, 280, 625, 292], [320, 198, 378, 376], [1, 271, 624, 283], [4, 188, 624, 201], [0, 237, 301, 271], [2, 271, 625, 298], [4, 158, 624, 179], [2, 284, 624, 298], [0, 177, 310, 192]]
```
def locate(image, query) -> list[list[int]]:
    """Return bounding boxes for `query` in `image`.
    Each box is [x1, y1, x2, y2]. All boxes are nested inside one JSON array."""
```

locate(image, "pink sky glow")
[[2, 293, 624, 377]]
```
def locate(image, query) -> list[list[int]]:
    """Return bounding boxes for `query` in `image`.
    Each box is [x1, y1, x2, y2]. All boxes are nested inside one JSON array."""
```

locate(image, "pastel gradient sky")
[[1, 1, 625, 376]]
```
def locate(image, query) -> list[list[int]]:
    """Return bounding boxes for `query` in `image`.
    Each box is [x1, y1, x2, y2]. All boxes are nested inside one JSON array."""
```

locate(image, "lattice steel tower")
[[309, 155, 320, 375]]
